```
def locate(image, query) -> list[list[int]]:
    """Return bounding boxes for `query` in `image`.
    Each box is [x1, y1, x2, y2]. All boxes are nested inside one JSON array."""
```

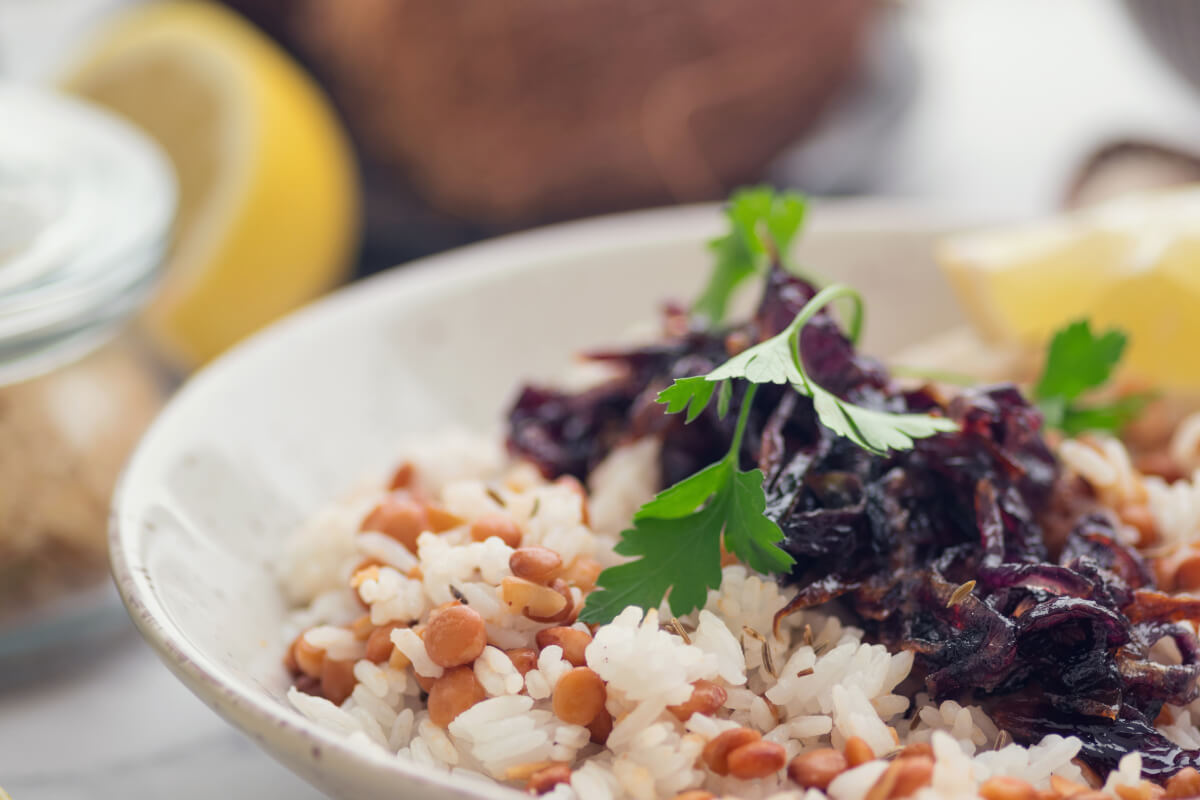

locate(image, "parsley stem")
[[727, 382, 758, 465], [784, 283, 864, 344]]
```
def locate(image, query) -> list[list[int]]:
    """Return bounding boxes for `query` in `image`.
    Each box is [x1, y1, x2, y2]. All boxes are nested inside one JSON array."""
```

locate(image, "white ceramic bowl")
[[110, 203, 969, 800]]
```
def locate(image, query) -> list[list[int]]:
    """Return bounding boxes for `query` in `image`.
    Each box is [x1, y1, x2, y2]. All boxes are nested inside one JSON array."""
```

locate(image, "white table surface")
[[0, 619, 326, 800], [3, 0, 1200, 798]]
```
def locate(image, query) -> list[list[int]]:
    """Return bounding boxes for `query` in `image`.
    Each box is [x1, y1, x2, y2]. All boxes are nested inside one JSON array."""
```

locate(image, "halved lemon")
[[63, 1, 360, 366], [939, 188, 1200, 388]]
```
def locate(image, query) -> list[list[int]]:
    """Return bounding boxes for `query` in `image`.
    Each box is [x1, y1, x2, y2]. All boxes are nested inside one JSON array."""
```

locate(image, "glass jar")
[[0, 85, 175, 655]]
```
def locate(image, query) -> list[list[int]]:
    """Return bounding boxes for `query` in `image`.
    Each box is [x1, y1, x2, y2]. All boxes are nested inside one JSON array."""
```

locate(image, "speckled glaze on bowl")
[[110, 203, 970, 800]]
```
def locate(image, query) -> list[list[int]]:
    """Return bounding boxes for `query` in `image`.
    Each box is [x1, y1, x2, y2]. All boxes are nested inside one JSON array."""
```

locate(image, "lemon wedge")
[[939, 187, 1200, 388], [63, 1, 359, 366]]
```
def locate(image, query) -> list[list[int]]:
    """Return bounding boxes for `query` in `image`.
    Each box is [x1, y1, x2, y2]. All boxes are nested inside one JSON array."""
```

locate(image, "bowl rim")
[[109, 199, 980, 798]]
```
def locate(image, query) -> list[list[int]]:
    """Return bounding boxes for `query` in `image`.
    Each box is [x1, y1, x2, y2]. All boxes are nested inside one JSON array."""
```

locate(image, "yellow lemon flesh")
[[939, 188, 1200, 388], [64, 1, 359, 366]]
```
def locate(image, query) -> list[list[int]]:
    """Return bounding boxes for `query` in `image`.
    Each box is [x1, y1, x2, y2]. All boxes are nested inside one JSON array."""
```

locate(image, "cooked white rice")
[[281, 432, 1183, 800]]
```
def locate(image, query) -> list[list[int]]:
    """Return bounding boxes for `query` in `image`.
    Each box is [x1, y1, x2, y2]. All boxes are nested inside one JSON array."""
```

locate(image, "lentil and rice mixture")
[[281, 423, 1200, 800], [278, 267, 1200, 796]]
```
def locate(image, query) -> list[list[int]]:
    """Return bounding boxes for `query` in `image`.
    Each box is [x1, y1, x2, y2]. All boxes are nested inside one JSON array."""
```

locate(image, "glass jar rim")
[[0, 85, 176, 384]]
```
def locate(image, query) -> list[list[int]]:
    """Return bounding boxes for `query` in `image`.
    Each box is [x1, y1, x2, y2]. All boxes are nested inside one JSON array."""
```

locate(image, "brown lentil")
[[561, 556, 603, 592], [898, 742, 933, 759], [1175, 554, 1200, 593], [888, 756, 934, 798], [1166, 767, 1200, 799], [388, 461, 415, 490], [293, 633, 325, 678], [470, 512, 522, 547], [527, 579, 575, 624], [506, 647, 539, 676], [1119, 503, 1158, 547], [501, 577, 569, 620], [510, 546, 563, 583], [552, 666, 606, 726], [349, 614, 374, 640], [427, 666, 486, 727], [536, 626, 592, 667], [424, 603, 487, 668], [361, 495, 428, 552], [426, 505, 465, 533], [844, 736, 875, 768], [587, 708, 613, 744], [702, 728, 761, 776], [527, 763, 571, 795], [1050, 775, 1091, 797], [366, 622, 405, 663], [673, 792, 715, 800], [726, 740, 787, 780], [978, 776, 1039, 800], [667, 680, 728, 722], [388, 646, 412, 671], [1115, 783, 1165, 800], [320, 658, 356, 705], [787, 748, 847, 790]]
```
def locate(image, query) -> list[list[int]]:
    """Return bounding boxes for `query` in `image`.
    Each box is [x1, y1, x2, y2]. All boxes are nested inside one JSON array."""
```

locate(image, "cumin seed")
[[946, 579, 977, 608]]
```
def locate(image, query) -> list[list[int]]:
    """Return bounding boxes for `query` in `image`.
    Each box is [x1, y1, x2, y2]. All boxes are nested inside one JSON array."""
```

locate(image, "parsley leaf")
[[1033, 320, 1148, 435], [693, 187, 808, 325], [1035, 320, 1127, 401], [579, 384, 793, 624]]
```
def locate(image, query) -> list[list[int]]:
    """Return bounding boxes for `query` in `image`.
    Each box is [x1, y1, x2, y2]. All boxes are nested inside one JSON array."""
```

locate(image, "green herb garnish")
[[693, 187, 807, 325], [577, 381, 791, 624], [579, 284, 957, 624], [1033, 320, 1148, 435]]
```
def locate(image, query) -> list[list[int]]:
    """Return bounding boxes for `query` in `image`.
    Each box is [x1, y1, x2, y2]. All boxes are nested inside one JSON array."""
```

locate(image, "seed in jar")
[[552, 666, 606, 725], [787, 748, 847, 790], [726, 740, 787, 780], [360, 495, 428, 552], [701, 727, 761, 776], [510, 546, 563, 583], [526, 762, 571, 795], [427, 666, 486, 727], [667, 679, 727, 721], [424, 603, 487, 668], [535, 626, 592, 666], [320, 658, 356, 705], [470, 512, 522, 547]]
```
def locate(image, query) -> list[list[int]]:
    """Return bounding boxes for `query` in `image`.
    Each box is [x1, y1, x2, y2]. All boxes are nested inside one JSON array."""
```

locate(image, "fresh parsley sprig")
[[694, 187, 807, 325], [577, 382, 791, 624], [1033, 320, 1150, 436], [579, 285, 957, 624]]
